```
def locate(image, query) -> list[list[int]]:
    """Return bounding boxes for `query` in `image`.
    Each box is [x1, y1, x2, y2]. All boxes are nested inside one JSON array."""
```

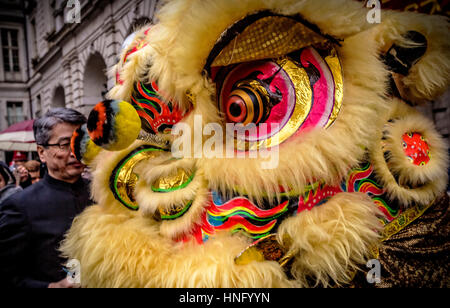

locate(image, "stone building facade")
[[25, 0, 158, 117], [0, 0, 158, 161], [0, 0, 158, 125], [0, 0, 31, 132]]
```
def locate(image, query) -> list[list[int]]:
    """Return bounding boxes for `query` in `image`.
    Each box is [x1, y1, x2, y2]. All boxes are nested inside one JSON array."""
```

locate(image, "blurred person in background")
[[0, 108, 92, 288], [9, 151, 27, 168], [10, 152, 32, 189], [24, 160, 41, 184], [0, 162, 22, 203]]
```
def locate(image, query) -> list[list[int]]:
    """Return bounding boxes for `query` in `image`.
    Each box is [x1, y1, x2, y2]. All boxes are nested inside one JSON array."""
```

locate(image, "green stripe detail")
[[141, 83, 158, 96], [210, 208, 288, 223], [161, 201, 193, 220], [114, 147, 164, 210], [137, 98, 161, 111]]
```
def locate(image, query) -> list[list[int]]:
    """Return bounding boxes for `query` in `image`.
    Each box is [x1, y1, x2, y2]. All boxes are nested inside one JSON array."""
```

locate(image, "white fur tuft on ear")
[[370, 98, 449, 207], [277, 192, 382, 287]]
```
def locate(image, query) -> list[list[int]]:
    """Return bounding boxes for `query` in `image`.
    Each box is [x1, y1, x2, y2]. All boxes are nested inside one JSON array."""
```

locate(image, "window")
[[7, 101, 24, 126], [30, 19, 38, 58], [53, 0, 65, 32], [1, 29, 20, 72]]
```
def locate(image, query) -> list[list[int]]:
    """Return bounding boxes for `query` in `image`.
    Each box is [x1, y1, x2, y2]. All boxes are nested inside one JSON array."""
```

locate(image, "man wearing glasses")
[[0, 108, 92, 288]]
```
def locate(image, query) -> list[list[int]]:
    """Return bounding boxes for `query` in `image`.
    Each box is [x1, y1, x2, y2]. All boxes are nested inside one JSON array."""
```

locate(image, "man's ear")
[[37, 145, 46, 164]]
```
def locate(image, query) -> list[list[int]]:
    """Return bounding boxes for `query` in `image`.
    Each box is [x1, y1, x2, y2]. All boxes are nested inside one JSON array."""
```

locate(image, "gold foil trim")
[[324, 47, 344, 128], [115, 148, 164, 210], [159, 203, 186, 217], [235, 234, 295, 267], [137, 130, 173, 147], [151, 168, 193, 192], [186, 90, 196, 108], [234, 57, 312, 151], [153, 200, 193, 221], [232, 46, 343, 151], [235, 234, 285, 265], [212, 16, 327, 67], [380, 199, 435, 241]]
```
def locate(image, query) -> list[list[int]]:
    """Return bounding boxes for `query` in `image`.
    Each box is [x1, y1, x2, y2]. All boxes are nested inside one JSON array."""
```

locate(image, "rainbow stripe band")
[[109, 151, 405, 242], [201, 192, 298, 240], [180, 161, 403, 243]]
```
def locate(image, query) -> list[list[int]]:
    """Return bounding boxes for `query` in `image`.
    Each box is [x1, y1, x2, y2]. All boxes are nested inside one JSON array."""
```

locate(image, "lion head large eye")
[[223, 69, 283, 125], [215, 45, 343, 150]]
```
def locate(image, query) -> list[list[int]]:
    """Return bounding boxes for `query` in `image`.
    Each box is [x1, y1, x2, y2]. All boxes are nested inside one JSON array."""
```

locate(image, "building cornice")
[[0, 82, 29, 91], [44, 0, 110, 44], [32, 46, 61, 73], [26, 72, 42, 88]]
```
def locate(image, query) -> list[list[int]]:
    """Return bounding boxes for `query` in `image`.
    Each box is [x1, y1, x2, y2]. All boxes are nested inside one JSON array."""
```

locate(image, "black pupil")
[[229, 102, 242, 117]]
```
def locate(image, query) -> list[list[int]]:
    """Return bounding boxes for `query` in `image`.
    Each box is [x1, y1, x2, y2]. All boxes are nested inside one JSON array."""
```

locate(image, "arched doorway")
[[83, 52, 107, 108], [53, 86, 66, 108]]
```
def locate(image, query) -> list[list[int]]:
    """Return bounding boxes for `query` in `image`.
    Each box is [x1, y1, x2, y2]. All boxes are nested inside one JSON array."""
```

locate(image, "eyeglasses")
[[40, 141, 71, 152]]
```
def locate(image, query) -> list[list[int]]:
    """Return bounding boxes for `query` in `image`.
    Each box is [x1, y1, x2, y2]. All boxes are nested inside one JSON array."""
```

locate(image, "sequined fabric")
[[352, 193, 450, 287], [211, 16, 327, 67]]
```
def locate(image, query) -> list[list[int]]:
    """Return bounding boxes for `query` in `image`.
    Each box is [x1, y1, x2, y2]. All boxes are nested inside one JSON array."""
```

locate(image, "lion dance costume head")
[[64, 0, 450, 287]]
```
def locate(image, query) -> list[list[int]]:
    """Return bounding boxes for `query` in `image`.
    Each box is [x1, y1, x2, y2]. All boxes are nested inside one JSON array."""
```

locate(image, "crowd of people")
[[0, 108, 93, 288], [0, 153, 43, 203]]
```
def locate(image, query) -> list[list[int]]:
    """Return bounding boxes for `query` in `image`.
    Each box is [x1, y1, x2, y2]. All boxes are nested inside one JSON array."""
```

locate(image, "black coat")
[[0, 173, 92, 288]]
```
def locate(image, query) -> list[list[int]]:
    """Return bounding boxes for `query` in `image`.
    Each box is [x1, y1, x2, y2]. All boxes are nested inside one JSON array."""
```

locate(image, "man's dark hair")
[[33, 108, 87, 146]]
